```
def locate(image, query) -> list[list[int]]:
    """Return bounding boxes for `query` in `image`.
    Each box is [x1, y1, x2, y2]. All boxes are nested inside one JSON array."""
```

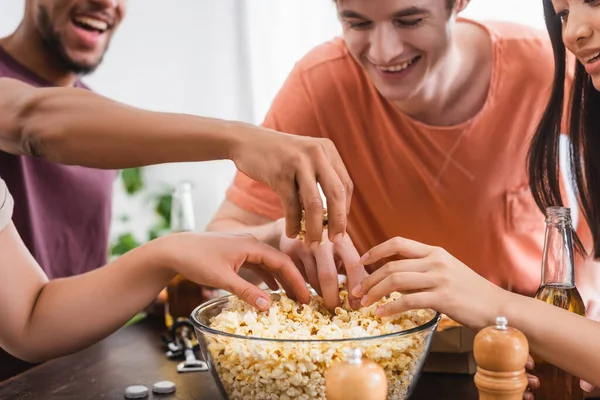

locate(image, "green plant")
[[110, 167, 173, 257]]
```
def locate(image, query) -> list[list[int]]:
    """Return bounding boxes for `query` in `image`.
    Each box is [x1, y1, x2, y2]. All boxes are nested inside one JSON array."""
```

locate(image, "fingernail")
[[333, 233, 343, 243], [359, 253, 369, 264], [361, 295, 368, 306], [528, 376, 540, 389], [581, 380, 595, 392], [526, 360, 533, 370], [255, 297, 269, 309], [310, 241, 319, 251], [351, 285, 362, 297], [375, 307, 385, 316]]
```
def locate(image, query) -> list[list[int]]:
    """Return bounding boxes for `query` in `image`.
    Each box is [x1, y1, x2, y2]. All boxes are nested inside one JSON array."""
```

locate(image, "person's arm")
[[499, 291, 600, 386], [0, 77, 352, 244], [0, 221, 309, 363], [355, 237, 600, 387], [207, 57, 368, 309]]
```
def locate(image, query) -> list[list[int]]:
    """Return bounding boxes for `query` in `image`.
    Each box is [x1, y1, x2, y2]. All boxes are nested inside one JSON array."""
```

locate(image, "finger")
[[527, 374, 539, 390], [352, 259, 428, 298], [324, 141, 354, 220], [363, 271, 433, 307], [523, 391, 534, 400], [314, 244, 341, 309], [290, 253, 308, 282], [296, 168, 325, 245], [314, 162, 347, 243], [300, 252, 322, 296], [375, 292, 436, 317], [336, 241, 365, 309], [360, 237, 433, 266], [244, 240, 310, 303], [278, 181, 303, 239], [223, 272, 272, 311], [278, 279, 298, 302], [246, 265, 280, 291], [526, 355, 535, 370]]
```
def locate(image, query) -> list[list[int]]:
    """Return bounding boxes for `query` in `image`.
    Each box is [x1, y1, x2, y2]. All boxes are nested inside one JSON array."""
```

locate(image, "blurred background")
[[0, 0, 546, 255]]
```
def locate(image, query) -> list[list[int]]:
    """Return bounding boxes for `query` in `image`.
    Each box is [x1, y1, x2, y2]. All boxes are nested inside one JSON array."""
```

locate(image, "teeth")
[[74, 16, 108, 31], [379, 58, 416, 72], [586, 52, 600, 63]]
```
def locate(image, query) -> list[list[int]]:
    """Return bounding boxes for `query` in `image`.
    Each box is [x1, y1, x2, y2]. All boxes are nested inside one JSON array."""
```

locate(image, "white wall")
[[0, 0, 546, 244]]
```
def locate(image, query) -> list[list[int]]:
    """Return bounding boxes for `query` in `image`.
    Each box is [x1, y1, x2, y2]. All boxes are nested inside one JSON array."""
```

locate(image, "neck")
[[392, 22, 492, 127], [0, 22, 79, 87]]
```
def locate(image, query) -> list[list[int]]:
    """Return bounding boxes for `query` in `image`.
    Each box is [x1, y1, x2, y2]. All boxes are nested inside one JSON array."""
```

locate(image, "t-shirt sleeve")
[[0, 177, 14, 232], [225, 63, 324, 221]]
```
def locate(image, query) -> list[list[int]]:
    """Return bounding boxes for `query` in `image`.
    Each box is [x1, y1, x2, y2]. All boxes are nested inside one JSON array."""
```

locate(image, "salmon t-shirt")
[[226, 19, 571, 296]]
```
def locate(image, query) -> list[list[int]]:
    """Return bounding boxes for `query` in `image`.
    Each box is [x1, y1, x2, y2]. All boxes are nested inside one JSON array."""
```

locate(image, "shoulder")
[[470, 19, 555, 91], [480, 19, 553, 61], [282, 37, 374, 107], [294, 37, 352, 73]]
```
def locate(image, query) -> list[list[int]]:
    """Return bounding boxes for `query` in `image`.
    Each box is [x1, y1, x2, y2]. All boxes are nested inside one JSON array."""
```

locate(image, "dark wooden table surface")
[[0, 316, 478, 400]]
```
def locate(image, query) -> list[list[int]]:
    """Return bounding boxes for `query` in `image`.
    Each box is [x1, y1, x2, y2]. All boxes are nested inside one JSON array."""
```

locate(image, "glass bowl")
[[191, 292, 440, 400]]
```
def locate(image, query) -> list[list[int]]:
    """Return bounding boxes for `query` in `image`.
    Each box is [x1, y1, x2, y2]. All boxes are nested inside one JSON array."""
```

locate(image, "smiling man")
[[208, 0, 600, 314], [0, 0, 125, 280]]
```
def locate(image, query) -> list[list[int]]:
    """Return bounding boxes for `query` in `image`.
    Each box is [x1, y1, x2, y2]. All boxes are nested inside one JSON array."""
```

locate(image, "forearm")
[[207, 217, 283, 250], [499, 293, 600, 386], [0, 78, 255, 168], [14, 241, 174, 362]]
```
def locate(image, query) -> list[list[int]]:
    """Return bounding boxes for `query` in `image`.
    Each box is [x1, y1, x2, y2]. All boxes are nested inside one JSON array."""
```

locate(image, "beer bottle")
[[164, 181, 213, 329], [532, 206, 585, 399]]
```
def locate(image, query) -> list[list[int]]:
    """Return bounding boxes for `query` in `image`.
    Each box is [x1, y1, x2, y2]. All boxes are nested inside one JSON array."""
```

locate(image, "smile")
[[72, 16, 109, 33], [376, 56, 420, 73]]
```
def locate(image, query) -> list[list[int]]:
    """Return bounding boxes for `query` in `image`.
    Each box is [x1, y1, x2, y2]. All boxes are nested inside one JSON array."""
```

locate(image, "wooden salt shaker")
[[474, 316, 529, 400], [325, 348, 387, 400]]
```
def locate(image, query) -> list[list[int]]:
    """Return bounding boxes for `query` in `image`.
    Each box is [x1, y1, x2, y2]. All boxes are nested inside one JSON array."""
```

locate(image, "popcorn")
[[206, 289, 435, 400]]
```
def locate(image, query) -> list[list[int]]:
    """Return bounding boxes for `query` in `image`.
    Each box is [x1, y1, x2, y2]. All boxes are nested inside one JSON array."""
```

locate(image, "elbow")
[[14, 90, 64, 160], [0, 338, 48, 364]]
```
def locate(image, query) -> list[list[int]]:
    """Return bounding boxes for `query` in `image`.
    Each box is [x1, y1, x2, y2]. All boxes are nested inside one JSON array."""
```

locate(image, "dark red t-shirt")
[[0, 46, 116, 279]]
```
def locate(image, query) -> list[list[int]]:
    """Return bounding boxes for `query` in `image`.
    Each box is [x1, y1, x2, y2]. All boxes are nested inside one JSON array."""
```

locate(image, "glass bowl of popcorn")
[[191, 289, 440, 400]]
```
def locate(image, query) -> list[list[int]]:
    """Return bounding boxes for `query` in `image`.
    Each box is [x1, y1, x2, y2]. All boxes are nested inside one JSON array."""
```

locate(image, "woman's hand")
[[160, 232, 311, 310], [351, 236, 509, 331]]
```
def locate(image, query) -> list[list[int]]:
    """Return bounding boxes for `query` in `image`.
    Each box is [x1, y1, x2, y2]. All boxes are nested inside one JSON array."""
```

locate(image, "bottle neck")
[[171, 183, 195, 232], [541, 215, 575, 287]]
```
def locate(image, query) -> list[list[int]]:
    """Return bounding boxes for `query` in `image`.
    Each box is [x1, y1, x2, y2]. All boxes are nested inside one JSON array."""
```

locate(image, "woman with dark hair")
[[352, 0, 600, 390]]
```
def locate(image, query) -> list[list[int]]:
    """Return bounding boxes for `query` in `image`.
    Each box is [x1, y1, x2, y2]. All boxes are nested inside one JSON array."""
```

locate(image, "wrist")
[[255, 219, 285, 250], [223, 120, 252, 165], [144, 236, 179, 280], [494, 289, 527, 330]]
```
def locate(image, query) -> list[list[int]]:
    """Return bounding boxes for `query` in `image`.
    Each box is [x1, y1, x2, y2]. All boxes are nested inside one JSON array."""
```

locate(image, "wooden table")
[[0, 316, 480, 400]]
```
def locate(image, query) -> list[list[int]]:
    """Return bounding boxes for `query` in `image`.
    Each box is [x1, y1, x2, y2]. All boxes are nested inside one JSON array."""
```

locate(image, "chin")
[[64, 52, 104, 74], [375, 87, 413, 103], [591, 77, 600, 92]]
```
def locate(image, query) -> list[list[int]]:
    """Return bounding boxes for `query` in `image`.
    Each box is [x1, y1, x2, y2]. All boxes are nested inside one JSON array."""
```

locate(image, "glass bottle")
[[532, 206, 585, 400], [164, 181, 210, 329]]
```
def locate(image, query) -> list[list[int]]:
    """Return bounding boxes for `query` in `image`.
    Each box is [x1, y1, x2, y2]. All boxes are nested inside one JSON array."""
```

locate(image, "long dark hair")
[[528, 0, 600, 257]]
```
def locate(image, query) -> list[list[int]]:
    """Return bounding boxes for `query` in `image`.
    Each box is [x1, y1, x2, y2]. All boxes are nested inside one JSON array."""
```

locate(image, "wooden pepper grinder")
[[325, 348, 388, 400], [474, 316, 529, 400]]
